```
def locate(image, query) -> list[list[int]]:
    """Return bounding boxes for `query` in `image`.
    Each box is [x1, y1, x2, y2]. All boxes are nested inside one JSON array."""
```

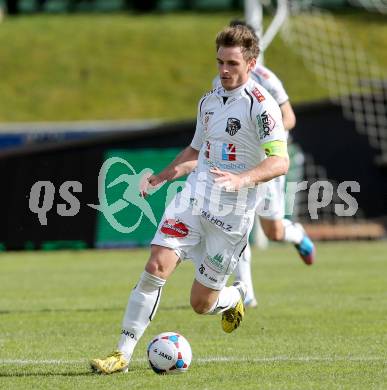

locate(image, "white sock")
[[234, 242, 256, 303], [117, 271, 165, 360], [282, 219, 304, 244], [206, 285, 241, 315]]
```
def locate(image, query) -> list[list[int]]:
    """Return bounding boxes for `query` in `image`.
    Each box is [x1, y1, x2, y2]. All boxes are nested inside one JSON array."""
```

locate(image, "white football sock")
[[206, 285, 241, 315], [234, 242, 256, 303], [282, 219, 304, 244], [118, 271, 165, 360]]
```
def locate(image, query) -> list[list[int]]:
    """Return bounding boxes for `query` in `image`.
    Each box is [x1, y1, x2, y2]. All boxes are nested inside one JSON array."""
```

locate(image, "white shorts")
[[255, 175, 285, 220], [151, 195, 254, 290]]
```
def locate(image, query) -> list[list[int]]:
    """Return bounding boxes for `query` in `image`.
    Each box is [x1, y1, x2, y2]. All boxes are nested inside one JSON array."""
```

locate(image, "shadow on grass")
[[0, 304, 190, 316], [0, 307, 121, 315], [0, 365, 148, 378], [0, 371, 95, 377]]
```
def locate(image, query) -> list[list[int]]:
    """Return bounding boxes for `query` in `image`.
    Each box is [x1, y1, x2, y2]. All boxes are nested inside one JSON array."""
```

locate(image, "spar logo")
[[160, 219, 189, 238]]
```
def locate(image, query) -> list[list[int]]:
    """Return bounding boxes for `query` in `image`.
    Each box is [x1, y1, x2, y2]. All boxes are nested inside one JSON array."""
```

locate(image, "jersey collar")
[[216, 78, 253, 98]]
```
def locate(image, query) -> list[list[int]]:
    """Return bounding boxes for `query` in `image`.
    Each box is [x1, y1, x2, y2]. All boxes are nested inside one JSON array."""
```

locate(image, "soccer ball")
[[147, 332, 192, 374]]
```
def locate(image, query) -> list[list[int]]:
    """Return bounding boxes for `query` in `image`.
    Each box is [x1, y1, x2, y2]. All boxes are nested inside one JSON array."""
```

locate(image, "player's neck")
[[221, 79, 250, 96]]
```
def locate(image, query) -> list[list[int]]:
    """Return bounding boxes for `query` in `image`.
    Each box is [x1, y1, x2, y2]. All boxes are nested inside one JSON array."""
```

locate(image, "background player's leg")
[[233, 242, 257, 307], [260, 217, 315, 265]]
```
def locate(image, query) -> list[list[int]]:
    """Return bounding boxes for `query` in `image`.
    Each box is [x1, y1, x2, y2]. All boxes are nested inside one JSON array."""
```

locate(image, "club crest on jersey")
[[257, 111, 276, 139], [225, 117, 241, 136]]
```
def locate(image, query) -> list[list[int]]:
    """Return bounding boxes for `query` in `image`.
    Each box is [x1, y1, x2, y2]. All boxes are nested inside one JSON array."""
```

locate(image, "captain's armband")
[[261, 140, 288, 158]]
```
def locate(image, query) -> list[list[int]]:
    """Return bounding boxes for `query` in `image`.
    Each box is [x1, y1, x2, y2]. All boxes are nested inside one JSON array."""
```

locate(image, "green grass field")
[[0, 242, 386, 389], [0, 11, 386, 122]]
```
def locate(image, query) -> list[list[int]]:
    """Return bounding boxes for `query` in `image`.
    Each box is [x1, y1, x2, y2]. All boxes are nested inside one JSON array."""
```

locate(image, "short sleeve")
[[190, 97, 206, 151], [254, 93, 287, 145]]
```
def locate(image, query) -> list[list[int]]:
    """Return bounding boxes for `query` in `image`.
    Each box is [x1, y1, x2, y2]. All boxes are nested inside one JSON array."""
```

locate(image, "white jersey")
[[213, 64, 289, 106], [187, 77, 286, 214]]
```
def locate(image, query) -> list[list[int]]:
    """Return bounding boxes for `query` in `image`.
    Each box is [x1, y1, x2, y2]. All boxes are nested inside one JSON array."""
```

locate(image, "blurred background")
[[0, 0, 386, 250]]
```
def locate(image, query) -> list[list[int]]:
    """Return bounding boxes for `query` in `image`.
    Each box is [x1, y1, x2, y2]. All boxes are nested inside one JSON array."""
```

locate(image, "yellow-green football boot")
[[221, 281, 247, 333], [90, 351, 129, 374]]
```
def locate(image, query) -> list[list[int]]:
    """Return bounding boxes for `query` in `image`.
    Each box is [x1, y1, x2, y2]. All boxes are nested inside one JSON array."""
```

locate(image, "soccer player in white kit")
[[90, 25, 289, 374], [222, 21, 316, 309]]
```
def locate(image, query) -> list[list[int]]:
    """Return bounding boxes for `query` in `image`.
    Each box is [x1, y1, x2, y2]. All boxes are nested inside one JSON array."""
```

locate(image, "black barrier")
[[2, 0, 350, 15], [0, 99, 386, 251], [292, 99, 387, 221], [0, 121, 195, 251]]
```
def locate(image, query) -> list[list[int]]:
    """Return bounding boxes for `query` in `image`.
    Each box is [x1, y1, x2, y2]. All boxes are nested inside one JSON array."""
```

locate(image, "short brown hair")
[[216, 25, 260, 61]]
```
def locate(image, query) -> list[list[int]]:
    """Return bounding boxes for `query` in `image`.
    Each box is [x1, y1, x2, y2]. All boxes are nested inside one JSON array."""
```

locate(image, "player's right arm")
[[151, 146, 199, 185], [146, 92, 211, 190]]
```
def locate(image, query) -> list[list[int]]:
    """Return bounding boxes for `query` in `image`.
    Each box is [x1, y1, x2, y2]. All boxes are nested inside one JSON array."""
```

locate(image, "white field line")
[[1, 356, 386, 365]]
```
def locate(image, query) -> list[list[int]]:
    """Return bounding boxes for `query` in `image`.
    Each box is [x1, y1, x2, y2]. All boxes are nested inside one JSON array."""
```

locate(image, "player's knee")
[[262, 222, 284, 241], [190, 295, 211, 314], [145, 245, 178, 278], [145, 257, 171, 278], [266, 228, 283, 241], [145, 258, 166, 276], [145, 260, 163, 275]]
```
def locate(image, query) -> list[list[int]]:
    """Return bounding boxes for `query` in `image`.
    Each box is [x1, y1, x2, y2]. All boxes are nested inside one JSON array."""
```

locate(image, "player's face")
[[217, 46, 256, 91]]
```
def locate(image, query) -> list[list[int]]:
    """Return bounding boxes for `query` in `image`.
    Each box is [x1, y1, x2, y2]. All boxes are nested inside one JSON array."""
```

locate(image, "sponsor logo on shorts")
[[252, 87, 265, 102], [257, 110, 276, 139], [221, 143, 236, 161], [225, 117, 241, 136], [205, 253, 225, 272], [198, 263, 218, 283], [200, 210, 232, 232], [160, 219, 189, 238]]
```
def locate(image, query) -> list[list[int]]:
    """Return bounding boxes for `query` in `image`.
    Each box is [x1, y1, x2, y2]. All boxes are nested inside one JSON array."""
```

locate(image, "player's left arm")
[[242, 139, 289, 183], [150, 146, 199, 184], [212, 93, 289, 190], [246, 93, 289, 184]]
